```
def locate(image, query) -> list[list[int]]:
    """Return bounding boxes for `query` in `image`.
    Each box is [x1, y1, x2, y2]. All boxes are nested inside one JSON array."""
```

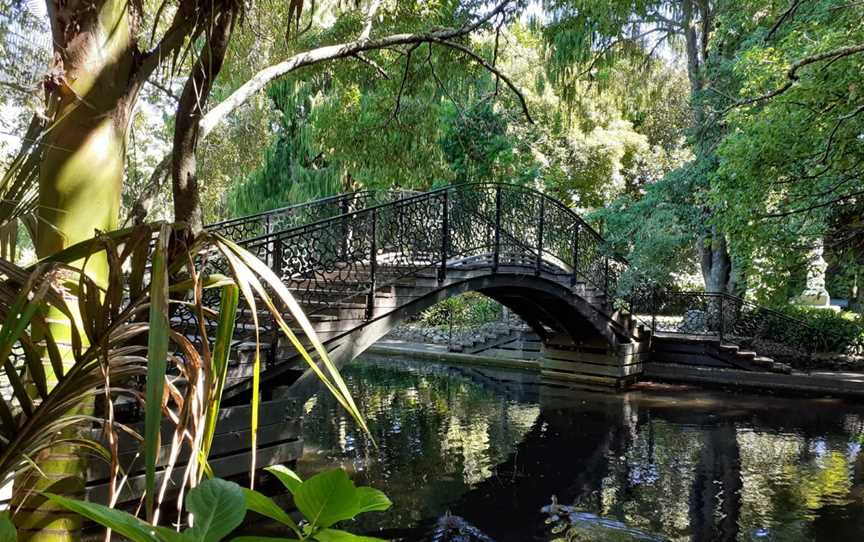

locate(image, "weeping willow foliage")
[[228, 81, 344, 216]]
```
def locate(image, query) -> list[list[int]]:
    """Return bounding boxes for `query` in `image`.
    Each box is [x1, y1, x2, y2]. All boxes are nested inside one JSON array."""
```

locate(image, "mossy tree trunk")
[[14, 0, 140, 539]]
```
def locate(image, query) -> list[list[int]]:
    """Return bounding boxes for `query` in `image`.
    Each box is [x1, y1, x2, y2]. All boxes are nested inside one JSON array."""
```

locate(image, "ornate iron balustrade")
[[228, 183, 622, 319], [206, 189, 419, 241], [154, 183, 861, 375], [628, 288, 864, 370]]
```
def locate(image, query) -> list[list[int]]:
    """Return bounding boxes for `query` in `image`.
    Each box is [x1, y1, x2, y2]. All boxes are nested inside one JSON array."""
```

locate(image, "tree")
[[0, 2, 531, 539], [709, 0, 864, 301], [540, 0, 737, 293], [440, 100, 515, 184], [228, 80, 343, 216]]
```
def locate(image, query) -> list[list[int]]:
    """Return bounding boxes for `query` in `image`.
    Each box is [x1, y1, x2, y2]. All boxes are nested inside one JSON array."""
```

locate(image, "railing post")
[[367, 210, 377, 320], [651, 287, 657, 334], [439, 191, 449, 282], [493, 186, 501, 272], [718, 295, 724, 342], [571, 223, 580, 286], [535, 197, 545, 275], [604, 254, 610, 294], [340, 196, 349, 260], [272, 236, 283, 277], [265, 214, 273, 267]]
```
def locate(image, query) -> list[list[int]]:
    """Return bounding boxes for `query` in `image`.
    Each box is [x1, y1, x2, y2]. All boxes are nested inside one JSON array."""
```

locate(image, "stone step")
[[751, 356, 773, 367]]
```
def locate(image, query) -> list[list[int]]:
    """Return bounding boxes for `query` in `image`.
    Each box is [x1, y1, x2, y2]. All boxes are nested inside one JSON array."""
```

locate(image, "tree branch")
[[387, 44, 419, 126], [821, 102, 864, 163], [198, 0, 516, 139], [125, 155, 171, 226], [432, 38, 533, 124], [352, 53, 389, 79], [760, 188, 864, 219], [724, 43, 864, 113], [765, 0, 804, 41], [146, 78, 180, 102]]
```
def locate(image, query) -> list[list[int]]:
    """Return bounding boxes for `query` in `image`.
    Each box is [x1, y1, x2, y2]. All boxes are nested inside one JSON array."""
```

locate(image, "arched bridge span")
[[200, 182, 839, 399], [205, 183, 644, 397]]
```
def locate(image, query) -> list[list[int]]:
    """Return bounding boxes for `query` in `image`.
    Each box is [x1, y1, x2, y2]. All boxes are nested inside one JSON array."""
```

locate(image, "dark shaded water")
[[294, 355, 864, 541]]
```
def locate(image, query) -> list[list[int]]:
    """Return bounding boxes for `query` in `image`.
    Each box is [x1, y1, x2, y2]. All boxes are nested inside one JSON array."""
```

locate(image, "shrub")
[[41, 466, 392, 542], [418, 292, 502, 329], [771, 305, 864, 353]]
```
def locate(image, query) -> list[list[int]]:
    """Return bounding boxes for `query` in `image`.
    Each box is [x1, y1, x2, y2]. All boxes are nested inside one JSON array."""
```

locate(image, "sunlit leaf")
[[242, 488, 301, 535], [43, 493, 161, 542], [143, 224, 171, 519], [355, 487, 391, 514], [313, 529, 388, 542], [294, 469, 360, 530], [185, 479, 247, 542]]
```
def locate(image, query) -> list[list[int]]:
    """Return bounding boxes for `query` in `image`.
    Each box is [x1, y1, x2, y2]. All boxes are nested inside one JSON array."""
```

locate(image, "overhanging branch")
[[724, 43, 864, 114]]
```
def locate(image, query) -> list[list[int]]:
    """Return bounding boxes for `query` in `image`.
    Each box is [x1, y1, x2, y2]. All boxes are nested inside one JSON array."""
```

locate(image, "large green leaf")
[[241, 488, 300, 535], [355, 487, 391, 514], [185, 479, 247, 542], [143, 224, 171, 519], [294, 469, 360, 530], [313, 529, 388, 542], [43, 493, 161, 542], [0, 511, 16, 542], [265, 465, 303, 495]]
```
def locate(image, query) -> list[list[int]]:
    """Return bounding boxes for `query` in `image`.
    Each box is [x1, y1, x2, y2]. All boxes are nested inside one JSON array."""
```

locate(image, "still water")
[[293, 355, 864, 541]]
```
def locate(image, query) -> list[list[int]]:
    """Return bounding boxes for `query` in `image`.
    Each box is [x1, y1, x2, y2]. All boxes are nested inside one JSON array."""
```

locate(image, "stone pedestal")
[[795, 241, 840, 311]]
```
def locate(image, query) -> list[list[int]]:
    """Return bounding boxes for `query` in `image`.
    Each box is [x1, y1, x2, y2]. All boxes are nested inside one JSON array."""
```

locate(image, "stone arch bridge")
[[199, 183, 824, 401]]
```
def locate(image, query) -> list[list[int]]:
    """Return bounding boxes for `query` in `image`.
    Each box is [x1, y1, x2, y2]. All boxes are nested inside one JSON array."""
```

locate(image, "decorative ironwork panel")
[[274, 212, 375, 309], [448, 185, 496, 259], [375, 195, 443, 280]]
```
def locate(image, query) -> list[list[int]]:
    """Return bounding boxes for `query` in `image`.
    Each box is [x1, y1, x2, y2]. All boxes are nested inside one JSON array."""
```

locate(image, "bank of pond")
[[222, 355, 864, 541]]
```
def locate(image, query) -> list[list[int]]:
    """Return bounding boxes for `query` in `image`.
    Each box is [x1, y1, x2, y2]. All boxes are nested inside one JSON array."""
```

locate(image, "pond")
[[287, 355, 864, 541]]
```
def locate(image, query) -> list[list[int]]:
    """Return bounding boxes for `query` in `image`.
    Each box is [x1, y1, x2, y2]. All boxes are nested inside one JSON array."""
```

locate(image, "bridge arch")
[[210, 182, 644, 400], [278, 269, 627, 398]]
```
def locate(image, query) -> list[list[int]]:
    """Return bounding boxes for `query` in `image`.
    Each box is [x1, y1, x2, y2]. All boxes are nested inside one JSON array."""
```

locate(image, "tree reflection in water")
[[293, 356, 864, 541]]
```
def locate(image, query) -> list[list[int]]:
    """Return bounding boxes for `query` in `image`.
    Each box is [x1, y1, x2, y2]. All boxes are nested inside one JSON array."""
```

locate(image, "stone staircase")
[[651, 334, 793, 374]]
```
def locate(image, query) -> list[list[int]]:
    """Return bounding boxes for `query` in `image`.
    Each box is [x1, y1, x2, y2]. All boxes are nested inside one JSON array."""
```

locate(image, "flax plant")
[[0, 223, 365, 539]]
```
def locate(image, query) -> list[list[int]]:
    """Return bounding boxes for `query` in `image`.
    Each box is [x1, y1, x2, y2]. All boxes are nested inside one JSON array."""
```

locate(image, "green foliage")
[[47, 468, 391, 542], [0, 511, 15, 542], [227, 81, 343, 216], [440, 101, 515, 184], [769, 306, 864, 354], [592, 165, 704, 292], [47, 478, 247, 542], [250, 466, 392, 541], [419, 292, 502, 329], [707, 0, 864, 294]]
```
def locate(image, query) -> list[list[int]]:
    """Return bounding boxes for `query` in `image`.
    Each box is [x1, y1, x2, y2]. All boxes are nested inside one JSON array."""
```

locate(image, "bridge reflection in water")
[[270, 356, 864, 542]]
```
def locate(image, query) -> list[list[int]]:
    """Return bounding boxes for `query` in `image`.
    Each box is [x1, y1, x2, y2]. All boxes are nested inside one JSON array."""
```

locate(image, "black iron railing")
[[225, 183, 622, 315], [628, 288, 864, 370], [206, 189, 419, 241], [199, 182, 854, 372]]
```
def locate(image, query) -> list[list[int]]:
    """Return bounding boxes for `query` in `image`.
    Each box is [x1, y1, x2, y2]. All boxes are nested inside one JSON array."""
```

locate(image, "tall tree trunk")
[[172, 8, 235, 233], [14, 0, 138, 538], [683, 0, 735, 294], [700, 225, 734, 294]]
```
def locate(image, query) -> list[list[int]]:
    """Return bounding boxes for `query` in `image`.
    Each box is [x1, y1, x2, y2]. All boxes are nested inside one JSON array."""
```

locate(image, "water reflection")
[[296, 355, 864, 541]]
